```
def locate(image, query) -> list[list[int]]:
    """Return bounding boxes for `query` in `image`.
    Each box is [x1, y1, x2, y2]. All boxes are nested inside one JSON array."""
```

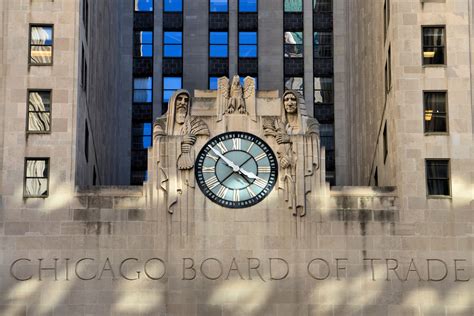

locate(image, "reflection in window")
[[24, 158, 49, 197], [210, 32, 228, 57], [209, 77, 219, 90], [133, 77, 153, 103], [135, 31, 153, 57], [164, 0, 182, 12], [313, 0, 332, 12], [135, 0, 153, 11], [284, 0, 302, 12], [210, 0, 228, 12], [239, 32, 257, 57], [314, 32, 332, 58], [27, 91, 51, 132], [163, 77, 182, 103], [239, 0, 257, 12], [424, 92, 447, 133], [426, 160, 450, 196], [285, 77, 304, 97], [30, 25, 53, 65], [314, 77, 333, 104], [284, 32, 303, 58], [133, 123, 152, 149], [423, 26, 445, 65], [164, 32, 182, 57]]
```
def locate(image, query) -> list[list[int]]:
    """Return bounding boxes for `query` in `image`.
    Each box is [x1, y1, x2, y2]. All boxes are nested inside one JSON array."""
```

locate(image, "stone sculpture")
[[217, 75, 257, 121]]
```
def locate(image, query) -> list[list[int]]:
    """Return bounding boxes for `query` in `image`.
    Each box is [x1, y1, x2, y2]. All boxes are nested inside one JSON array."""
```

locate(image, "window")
[[24, 158, 49, 198], [374, 167, 378, 186], [422, 26, 445, 65], [424, 92, 447, 133], [284, 32, 303, 58], [314, 77, 333, 104], [383, 122, 388, 163], [210, 0, 228, 12], [135, 0, 153, 11], [164, 0, 182, 12], [210, 32, 228, 57], [133, 123, 152, 149], [239, 32, 257, 57], [163, 77, 182, 103], [29, 25, 53, 65], [135, 31, 153, 57], [133, 77, 153, 103], [85, 121, 89, 162], [27, 90, 51, 133], [285, 0, 302, 12], [164, 31, 182, 57], [314, 32, 332, 58], [83, 0, 89, 39], [385, 46, 391, 94], [209, 76, 219, 90], [426, 160, 450, 196], [239, 0, 257, 12], [313, 0, 332, 12], [285, 77, 304, 97]]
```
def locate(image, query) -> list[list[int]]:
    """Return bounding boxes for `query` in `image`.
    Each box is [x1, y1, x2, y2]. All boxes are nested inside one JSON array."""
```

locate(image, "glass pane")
[[285, 0, 302, 12], [209, 77, 219, 90], [140, 31, 153, 44], [239, 45, 257, 57], [143, 135, 152, 148], [135, 0, 153, 11], [164, 45, 182, 57], [423, 47, 444, 65], [239, 0, 257, 12], [210, 45, 228, 57], [285, 32, 303, 45], [30, 46, 52, 64], [210, 0, 228, 12], [28, 112, 51, 132], [26, 160, 47, 177], [134, 90, 153, 103], [143, 123, 152, 136], [163, 77, 182, 89], [285, 77, 304, 96], [239, 32, 257, 44], [163, 91, 174, 103], [140, 44, 153, 57], [427, 180, 450, 196], [426, 161, 449, 178], [31, 26, 53, 45], [25, 179, 48, 197], [29, 91, 51, 112], [164, 32, 182, 44], [313, 0, 332, 12], [134, 77, 152, 89], [423, 28, 445, 46], [210, 32, 228, 44], [164, 0, 182, 12]]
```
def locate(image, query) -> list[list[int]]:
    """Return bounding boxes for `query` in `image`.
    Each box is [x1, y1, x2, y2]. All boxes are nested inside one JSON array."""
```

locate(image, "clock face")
[[195, 132, 278, 208]]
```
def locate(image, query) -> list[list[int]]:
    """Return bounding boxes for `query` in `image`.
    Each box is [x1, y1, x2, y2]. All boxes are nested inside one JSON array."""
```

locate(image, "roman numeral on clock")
[[232, 138, 241, 150], [216, 142, 228, 154], [254, 178, 268, 189], [246, 186, 256, 198], [202, 166, 215, 173], [233, 189, 240, 202], [258, 166, 271, 173], [205, 176, 219, 190], [255, 152, 267, 161], [217, 186, 228, 198], [207, 153, 219, 161]]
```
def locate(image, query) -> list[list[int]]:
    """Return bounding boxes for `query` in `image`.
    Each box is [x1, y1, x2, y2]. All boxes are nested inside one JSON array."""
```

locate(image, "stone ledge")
[[76, 186, 144, 197], [330, 186, 397, 196]]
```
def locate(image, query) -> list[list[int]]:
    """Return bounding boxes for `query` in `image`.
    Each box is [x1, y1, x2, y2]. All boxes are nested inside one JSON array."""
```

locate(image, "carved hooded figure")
[[264, 90, 320, 216], [153, 90, 209, 213]]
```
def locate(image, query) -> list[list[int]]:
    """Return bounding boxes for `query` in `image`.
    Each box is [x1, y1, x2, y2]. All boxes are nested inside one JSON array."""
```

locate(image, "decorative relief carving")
[[263, 90, 320, 217], [153, 90, 210, 213], [217, 75, 257, 121]]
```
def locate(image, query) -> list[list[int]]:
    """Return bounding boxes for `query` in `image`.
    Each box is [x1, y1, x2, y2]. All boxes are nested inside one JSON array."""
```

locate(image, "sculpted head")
[[283, 91, 298, 114], [175, 92, 189, 124], [231, 75, 240, 87]]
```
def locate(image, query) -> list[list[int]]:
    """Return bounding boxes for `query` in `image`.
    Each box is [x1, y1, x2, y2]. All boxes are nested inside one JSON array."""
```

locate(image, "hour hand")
[[239, 168, 263, 181], [208, 146, 240, 172]]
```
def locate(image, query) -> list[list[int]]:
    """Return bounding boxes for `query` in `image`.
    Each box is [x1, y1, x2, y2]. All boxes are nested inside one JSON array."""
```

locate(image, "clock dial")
[[195, 132, 278, 208]]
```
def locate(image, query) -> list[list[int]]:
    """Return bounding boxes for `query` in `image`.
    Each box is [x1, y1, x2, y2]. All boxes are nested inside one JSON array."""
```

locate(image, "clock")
[[195, 132, 278, 208]]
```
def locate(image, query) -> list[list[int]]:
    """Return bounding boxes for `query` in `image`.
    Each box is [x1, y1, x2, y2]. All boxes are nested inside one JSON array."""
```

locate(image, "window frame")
[[313, 31, 333, 59], [423, 90, 449, 135], [135, 30, 154, 58], [425, 159, 451, 198], [23, 157, 50, 198], [163, 31, 183, 58], [239, 31, 258, 58], [284, 31, 304, 58], [133, 76, 153, 104], [162, 76, 183, 113], [26, 89, 52, 134], [29, 24, 54, 66], [209, 31, 229, 58], [422, 25, 447, 67]]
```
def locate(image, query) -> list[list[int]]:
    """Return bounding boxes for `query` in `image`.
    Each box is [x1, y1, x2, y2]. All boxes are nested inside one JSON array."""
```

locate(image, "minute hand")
[[208, 146, 240, 172], [239, 168, 265, 181]]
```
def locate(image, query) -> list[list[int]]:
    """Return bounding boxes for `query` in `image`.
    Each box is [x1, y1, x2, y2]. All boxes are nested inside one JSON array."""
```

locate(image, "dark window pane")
[[314, 32, 332, 58], [210, 0, 228, 12], [164, 0, 182, 12], [313, 0, 332, 12], [135, 0, 153, 11], [285, 0, 302, 12], [426, 160, 450, 196], [239, 0, 257, 12], [314, 77, 333, 103], [423, 27, 445, 65], [424, 92, 447, 133]]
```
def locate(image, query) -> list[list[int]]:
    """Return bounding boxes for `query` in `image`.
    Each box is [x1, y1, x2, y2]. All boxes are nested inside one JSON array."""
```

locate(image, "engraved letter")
[[225, 258, 244, 280], [10, 258, 32, 281], [427, 259, 448, 282], [385, 258, 403, 281], [38, 258, 58, 281], [307, 258, 330, 280], [404, 258, 423, 281], [269, 258, 289, 280], [144, 258, 166, 280], [364, 258, 381, 281], [182, 258, 196, 280], [454, 259, 470, 282], [98, 258, 116, 280], [248, 258, 265, 282], [201, 258, 224, 280], [120, 258, 140, 281], [75, 258, 97, 280], [336, 258, 348, 280]]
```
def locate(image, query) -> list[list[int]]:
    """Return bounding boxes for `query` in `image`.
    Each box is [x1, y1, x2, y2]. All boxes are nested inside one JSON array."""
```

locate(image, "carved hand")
[[208, 146, 240, 172]]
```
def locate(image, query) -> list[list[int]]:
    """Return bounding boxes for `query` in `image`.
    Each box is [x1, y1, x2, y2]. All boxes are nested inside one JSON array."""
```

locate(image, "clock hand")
[[238, 168, 265, 182], [208, 146, 240, 172]]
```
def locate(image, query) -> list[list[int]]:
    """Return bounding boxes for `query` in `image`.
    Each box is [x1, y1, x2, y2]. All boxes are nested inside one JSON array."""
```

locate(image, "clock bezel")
[[195, 131, 278, 209]]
